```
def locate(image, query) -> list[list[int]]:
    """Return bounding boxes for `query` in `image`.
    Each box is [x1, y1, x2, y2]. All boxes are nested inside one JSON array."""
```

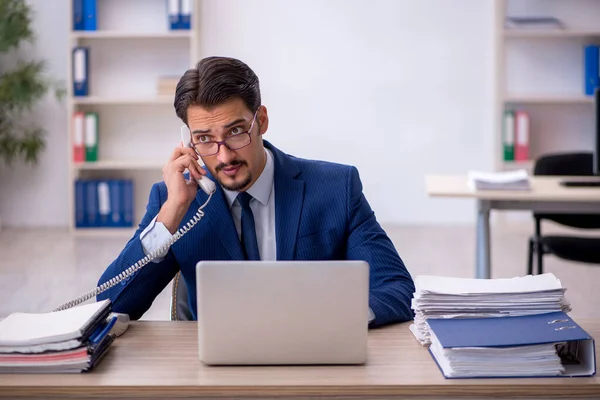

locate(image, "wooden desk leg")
[[476, 199, 491, 279]]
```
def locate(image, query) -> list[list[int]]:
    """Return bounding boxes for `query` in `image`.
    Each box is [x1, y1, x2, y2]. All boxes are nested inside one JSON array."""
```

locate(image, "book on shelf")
[[502, 110, 515, 161], [585, 45, 600, 96], [83, 112, 98, 162], [72, 112, 85, 163], [0, 300, 115, 374], [502, 109, 529, 163], [167, 0, 192, 30], [73, 0, 96, 31], [72, 47, 89, 97], [75, 179, 134, 229]]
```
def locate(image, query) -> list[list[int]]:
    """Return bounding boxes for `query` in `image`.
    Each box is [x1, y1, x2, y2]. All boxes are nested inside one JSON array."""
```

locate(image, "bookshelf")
[[67, 0, 199, 235], [495, 0, 600, 175]]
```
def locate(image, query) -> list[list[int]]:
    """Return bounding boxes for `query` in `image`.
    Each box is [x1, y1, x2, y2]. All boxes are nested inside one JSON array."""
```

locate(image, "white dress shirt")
[[139, 148, 276, 261]]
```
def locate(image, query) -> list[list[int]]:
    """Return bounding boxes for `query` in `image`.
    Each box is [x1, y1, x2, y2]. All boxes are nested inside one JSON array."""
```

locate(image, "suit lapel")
[[195, 181, 244, 260], [267, 142, 305, 261]]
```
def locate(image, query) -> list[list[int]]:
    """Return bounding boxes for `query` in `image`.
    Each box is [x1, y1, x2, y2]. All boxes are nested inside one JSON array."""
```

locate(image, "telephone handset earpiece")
[[180, 125, 216, 195]]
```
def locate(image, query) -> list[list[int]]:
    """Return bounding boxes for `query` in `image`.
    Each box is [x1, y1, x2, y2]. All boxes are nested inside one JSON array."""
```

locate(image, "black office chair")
[[527, 152, 600, 275], [170, 271, 193, 321]]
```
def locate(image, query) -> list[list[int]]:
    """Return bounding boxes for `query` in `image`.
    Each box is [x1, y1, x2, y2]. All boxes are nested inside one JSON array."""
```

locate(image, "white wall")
[[0, 0, 69, 228], [0, 0, 496, 227]]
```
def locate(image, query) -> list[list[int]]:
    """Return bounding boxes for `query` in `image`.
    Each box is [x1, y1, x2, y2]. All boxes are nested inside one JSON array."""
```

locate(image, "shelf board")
[[504, 29, 600, 38], [504, 95, 593, 104], [72, 227, 136, 237], [73, 160, 164, 170], [72, 96, 173, 105], [503, 160, 533, 168], [71, 31, 192, 39]]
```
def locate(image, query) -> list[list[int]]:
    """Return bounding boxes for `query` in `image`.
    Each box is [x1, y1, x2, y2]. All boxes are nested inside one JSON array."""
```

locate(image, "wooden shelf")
[[502, 160, 533, 169], [73, 160, 164, 170], [504, 29, 600, 38], [72, 96, 173, 105], [71, 31, 191, 39], [504, 95, 594, 104]]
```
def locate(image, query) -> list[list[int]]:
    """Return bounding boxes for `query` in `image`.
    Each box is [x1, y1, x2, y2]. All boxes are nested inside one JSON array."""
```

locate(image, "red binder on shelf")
[[72, 112, 85, 163], [514, 110, 530, 162]]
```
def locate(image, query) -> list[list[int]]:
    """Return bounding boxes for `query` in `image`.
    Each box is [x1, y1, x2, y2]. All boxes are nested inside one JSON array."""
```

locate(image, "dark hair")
[[174, 56, 261, 124]]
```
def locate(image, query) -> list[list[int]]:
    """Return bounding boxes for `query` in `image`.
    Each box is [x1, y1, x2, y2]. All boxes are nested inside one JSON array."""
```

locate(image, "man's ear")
[[258, 105, 269, 135]]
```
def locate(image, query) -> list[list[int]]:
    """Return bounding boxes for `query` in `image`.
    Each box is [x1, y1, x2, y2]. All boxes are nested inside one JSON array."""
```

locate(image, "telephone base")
[[108, 313, 130, 337]]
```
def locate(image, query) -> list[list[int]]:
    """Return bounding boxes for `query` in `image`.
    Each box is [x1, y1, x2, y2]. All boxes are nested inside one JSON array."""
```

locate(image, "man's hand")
[[157, 146, 206, 234]]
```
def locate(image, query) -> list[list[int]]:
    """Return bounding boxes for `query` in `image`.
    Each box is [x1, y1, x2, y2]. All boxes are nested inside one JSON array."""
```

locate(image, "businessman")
[[97, 56, 415, 327]]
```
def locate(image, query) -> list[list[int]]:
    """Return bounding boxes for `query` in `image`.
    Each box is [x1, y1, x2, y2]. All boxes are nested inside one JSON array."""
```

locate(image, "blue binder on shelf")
[[74, 179, 86, 227], [122, 179, 134, 227], [72, 47, 89, 97], [179, 0, 191, 30], [84, 180, 98, 228], [167, 0, 180, 30], [73, 0, 84, 30], [584, 45, 599, 96], [82, 0, 97, 31], [427, 312, 596, 379], [108, 179, 123, 227]]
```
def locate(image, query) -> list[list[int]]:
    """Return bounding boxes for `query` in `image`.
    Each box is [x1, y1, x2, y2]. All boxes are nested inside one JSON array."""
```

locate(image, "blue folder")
[[73, 0, 84, 30], [72, 47, 89, 97], [427, 312, 596, 378], [584, 45, 599, 96], [83, 0, 97, 31]]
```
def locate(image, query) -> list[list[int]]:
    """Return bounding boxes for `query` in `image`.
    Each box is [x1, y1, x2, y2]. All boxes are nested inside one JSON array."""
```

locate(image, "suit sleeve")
[[344, 166, 416, 327], [96, 182, 180, 320]]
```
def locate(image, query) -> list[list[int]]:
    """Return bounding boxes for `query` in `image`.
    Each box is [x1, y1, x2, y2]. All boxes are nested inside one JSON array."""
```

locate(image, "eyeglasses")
[[191, 110, 258, 157]]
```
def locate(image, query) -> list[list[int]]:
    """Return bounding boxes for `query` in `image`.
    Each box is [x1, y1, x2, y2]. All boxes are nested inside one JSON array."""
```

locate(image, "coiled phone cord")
[[53, 192, 213, 312]]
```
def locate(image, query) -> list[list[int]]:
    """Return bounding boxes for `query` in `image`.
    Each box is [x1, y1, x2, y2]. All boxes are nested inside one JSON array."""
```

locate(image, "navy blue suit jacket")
[[97, 141, 415, 327]]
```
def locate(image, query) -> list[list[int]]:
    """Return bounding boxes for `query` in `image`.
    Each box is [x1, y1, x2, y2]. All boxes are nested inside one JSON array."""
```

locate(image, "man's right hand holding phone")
[[157, 146, 206, 234]]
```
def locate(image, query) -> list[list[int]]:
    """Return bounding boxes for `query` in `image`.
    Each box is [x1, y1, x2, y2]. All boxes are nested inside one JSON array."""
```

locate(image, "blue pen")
[[90, 316, 117, 345]]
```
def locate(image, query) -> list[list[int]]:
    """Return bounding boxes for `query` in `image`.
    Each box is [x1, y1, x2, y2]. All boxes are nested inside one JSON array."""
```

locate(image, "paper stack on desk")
[[409, 273, 571, 346], [467, 169, 531, 191], [0, 300, 115, 373], [427, 312, 595, 378]]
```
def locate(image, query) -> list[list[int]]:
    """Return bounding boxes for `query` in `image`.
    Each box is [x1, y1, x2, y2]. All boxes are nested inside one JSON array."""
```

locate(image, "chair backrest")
[[534, 152, 594, 176], [533, 152, 600, 229], [170, 271, 193, 321]]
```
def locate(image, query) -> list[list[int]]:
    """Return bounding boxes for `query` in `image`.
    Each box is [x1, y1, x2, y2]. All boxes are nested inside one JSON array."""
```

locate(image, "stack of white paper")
[[0, 300, 115, 373], [467, 169, 531, 191], [409, 273, 571, 346]]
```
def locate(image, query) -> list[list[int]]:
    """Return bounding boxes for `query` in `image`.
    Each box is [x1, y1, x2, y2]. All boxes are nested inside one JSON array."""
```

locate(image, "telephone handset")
[[53, 126, 216, 314]]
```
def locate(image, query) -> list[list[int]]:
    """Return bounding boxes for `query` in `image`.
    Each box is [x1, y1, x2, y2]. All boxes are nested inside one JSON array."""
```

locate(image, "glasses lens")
[[196, 142, 218, 156], [225, 133, 251, 150]]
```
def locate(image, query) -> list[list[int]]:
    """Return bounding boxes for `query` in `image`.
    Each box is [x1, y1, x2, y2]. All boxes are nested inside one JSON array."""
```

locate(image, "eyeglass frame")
[[189, 109, 259, 157]]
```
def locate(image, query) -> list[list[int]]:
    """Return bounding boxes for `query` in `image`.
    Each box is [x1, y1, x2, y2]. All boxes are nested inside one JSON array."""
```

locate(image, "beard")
[[215, 160, 252, 191]]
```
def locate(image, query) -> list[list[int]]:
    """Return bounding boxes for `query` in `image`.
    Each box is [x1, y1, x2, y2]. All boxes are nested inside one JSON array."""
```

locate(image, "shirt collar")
[[222, 148, 274, 208]]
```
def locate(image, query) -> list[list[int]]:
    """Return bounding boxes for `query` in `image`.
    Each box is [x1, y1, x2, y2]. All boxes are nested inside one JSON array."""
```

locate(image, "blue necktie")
[[237, 192, 261, 260]]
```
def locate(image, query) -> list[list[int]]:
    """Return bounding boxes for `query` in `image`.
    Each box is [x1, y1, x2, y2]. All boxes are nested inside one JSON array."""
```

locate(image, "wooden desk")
[[426, 175, 600, 279], [0, 320, 599, 399]]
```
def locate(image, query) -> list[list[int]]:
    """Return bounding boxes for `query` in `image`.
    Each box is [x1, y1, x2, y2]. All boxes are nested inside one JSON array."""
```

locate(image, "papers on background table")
[[0, 300, 116, 373], [504, 16, 564, 30], [409, 273, 571, 346], [467, 169, 531, 191]]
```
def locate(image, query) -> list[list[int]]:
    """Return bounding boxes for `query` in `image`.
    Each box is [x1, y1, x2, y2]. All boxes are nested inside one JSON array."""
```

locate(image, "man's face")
[[187, 98, 268, 192]]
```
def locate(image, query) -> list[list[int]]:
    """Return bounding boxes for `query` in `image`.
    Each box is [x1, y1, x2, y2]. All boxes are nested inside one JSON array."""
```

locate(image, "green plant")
[[0, 0, 65, 166]]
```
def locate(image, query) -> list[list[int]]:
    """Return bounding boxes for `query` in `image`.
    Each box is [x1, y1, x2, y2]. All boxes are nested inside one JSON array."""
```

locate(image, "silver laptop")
[[195, 260, 369, 365]]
